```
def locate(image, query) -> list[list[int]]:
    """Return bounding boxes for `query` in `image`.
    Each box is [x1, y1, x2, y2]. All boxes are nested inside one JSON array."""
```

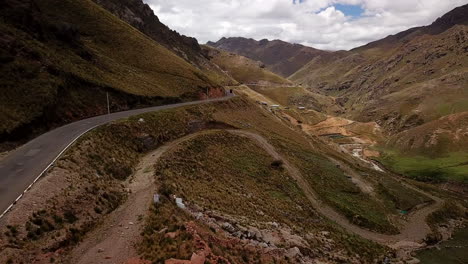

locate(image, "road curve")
[[228, 130, 443, 247], [0, 96, 234, 216]]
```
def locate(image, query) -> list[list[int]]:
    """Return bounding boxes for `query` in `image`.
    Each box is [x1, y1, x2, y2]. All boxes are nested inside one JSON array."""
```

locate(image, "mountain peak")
[[207, 36, 330, 77]]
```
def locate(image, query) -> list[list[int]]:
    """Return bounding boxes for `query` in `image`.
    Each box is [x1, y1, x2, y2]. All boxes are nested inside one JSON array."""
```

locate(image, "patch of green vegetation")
[[378, 149, 468, 183], [138, 199, 196, 262], [151, 129, 386, 262], [156, 131, 314, 226], [377, 177, 432, 211], [278, 143, 398, 234], [435, 99, 468, 117], [416, 226, 468, 264], [251, 86, 307, 106]]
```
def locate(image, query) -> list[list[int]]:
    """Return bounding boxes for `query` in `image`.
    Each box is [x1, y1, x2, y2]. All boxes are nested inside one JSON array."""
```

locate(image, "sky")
[[145, 0, 468, 50]]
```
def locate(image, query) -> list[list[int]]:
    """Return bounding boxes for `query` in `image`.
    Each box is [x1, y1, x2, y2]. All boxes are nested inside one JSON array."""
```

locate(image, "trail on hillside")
[[67, 132, 211, 264], [68, 129, 444, 263], [228, 130, 444, 248]]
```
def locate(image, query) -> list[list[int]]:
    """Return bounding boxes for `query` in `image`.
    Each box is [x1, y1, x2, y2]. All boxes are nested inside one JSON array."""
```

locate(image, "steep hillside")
[[355, 4, 468, 51], [291, 5, 468, 134], [207, 37, 341, 77], [92, 0, 234, 85], [0, 0, 225, 149], [290, 4, 468, 183], [201, 45, 342, 113], [379, 112, 468, 183], [202, 45, 290, 85]]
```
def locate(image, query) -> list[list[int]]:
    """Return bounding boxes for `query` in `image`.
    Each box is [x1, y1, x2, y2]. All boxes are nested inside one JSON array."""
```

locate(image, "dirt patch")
[[66, 132, 214, 264]]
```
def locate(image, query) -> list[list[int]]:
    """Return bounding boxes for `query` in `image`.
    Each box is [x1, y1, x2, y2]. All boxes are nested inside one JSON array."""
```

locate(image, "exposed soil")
[[66, 132, 210, 264]]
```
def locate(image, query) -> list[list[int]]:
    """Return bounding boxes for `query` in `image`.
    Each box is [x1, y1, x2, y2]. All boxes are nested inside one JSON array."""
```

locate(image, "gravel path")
[[67, 129, 444, 264]]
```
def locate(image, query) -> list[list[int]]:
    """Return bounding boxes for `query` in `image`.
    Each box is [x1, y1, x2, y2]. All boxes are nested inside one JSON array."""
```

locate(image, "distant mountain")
[[355, 4, 468, 51], [291, 4, 468, 135], [202, 45, 290, 85], [207, 37, 340, 77]]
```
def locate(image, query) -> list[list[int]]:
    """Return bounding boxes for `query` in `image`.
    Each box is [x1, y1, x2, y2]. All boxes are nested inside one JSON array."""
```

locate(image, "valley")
[[0, 0, 467, 263]]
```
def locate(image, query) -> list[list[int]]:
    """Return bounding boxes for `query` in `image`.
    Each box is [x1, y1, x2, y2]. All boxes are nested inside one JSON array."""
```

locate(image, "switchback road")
[[0, 96, 233, 217]]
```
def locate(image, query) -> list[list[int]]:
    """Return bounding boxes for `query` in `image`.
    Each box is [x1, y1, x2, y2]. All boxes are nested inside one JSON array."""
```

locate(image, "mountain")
[[291, 4, 468, 134], [207, 37, 340, 77], [202, 45, 290, 85], [354, 4, 468, 51], [0, 0, 230, 150], [290, 4, 468, 182]]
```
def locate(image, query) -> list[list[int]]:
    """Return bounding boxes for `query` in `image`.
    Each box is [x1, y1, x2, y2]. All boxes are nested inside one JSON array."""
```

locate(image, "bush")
[[271, 159, 284, 169]]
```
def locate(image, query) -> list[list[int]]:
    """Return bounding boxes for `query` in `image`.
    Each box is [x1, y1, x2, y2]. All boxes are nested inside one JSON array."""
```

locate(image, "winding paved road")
[[0, 96, 233, 217]]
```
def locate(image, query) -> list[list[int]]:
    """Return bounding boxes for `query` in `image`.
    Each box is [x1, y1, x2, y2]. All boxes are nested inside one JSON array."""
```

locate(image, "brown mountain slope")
[[0, 0, 225, 149], [290, 4, 468, 134], [92, 0, 234, 86], [354, 4, 468, 51], [290, 4, 468, 182], [202, 45, 290, 85], [207, 37, 341, 77]]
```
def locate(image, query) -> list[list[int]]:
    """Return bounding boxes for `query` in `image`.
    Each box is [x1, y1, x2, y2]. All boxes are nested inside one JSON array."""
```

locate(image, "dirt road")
[[68, 129, 444, 263], [228, 130, 444, 248], [67, 132, 210, 264]]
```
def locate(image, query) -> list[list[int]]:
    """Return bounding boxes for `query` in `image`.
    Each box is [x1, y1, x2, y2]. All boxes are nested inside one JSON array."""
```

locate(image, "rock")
[[259, 242, 268, 248], [165, 232, 178, 239], [97, 248, 104, 253], [406, 258, 420, 264], [222, 222, 236, 233], [153, 194, 160, 204], [175, 197, 186, 209], [286, 247, 302, 258], [190, 252, 205, 264], [320, 231, 330, 237], [129, 222, 134, 225]]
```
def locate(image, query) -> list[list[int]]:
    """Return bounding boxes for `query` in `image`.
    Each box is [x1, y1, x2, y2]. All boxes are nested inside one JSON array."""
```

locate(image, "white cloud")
[[145, 0, 468, 50]]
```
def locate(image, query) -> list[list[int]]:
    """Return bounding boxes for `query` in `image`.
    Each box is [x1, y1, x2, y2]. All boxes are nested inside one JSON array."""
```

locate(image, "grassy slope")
[[377, 112, 468, 183], [1, 97, 394, 263], [290, 25, 468, 130], [143, 130, 386, 263], [0, 0, 222, 142], [203, 45, 291, 85], [290, 24, 468, 183]]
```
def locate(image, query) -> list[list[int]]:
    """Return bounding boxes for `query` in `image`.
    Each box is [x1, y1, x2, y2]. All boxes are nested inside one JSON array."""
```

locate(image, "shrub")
[[271, 159, 284, 169]]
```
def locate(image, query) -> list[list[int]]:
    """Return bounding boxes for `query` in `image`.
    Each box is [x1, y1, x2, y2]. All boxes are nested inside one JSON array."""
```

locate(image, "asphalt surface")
[[0, 96, 234, 215]]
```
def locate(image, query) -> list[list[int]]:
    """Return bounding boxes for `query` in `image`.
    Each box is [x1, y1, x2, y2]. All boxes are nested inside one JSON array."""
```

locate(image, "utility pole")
[[106, 92, 110, 115]]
